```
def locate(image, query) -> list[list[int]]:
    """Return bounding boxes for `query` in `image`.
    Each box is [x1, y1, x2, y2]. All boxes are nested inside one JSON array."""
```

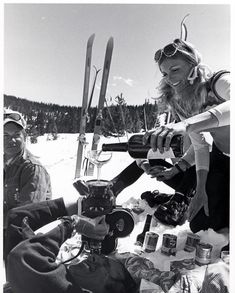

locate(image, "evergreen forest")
[[4, 94, 169, 142]]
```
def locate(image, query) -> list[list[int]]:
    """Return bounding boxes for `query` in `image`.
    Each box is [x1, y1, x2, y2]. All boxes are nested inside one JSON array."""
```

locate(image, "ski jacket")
[[4, 149, 52, 226], [7, 217, 82, 293]]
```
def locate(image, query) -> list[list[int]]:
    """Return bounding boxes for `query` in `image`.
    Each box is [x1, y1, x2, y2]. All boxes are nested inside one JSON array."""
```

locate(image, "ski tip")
[[106, 37, 114, 50], [108, 36, 114, 44], [88, 33, 95, 43]]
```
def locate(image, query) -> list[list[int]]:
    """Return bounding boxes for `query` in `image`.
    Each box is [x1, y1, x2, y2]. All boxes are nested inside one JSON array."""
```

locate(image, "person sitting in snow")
[[105, 18, 230, 242], [3, 109, 52, 261], [144, 25, 230, 237]]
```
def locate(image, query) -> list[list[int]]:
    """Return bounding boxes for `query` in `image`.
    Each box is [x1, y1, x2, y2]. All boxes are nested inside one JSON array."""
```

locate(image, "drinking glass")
[[86, 150, 112, 181]]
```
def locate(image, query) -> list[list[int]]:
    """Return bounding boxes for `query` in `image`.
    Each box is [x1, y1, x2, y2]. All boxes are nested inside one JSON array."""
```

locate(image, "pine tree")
[[46, 114, 58, 140], [36, 110, 46, 135], [132, 108, 143, 133]]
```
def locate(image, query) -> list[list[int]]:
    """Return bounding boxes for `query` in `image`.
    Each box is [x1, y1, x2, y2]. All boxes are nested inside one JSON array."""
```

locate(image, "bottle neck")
[[102, 143, 128, 152], [142, 214, 152, 232]]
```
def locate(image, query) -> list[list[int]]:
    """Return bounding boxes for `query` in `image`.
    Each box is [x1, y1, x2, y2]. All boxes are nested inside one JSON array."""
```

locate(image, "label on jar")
[[195, 243, 212, 266], [143, 232, 159, 252], [184, 233, 200, 252], [161, 234, 177, 256]]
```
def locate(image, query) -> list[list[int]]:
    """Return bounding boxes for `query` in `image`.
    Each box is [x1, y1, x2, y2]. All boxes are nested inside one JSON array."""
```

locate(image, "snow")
[[27, 133, 229, 266], [28, 133, 174, 202]]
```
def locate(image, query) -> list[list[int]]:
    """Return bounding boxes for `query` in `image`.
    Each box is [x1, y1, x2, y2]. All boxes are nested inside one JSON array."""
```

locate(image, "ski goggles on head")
[[4, 111, 27, 129], [4, 112, 22, 121], [154, 42, 196, 64]]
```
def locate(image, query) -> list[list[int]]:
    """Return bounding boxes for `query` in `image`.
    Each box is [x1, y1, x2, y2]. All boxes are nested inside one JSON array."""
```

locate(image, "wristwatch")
[[174, 159, 190, 173], [174, 162, 184, 173]]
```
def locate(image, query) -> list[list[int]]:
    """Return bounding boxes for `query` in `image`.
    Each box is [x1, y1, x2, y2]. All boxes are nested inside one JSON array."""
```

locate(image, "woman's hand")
[[187, 188, 209, 221], [73, 215, 109, 240], [147, 165, 179, 181], [143, 122, 188, 153]]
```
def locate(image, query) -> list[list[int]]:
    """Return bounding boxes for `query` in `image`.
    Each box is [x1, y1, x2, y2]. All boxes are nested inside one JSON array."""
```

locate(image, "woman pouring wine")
[[143, 17, 230, 236]]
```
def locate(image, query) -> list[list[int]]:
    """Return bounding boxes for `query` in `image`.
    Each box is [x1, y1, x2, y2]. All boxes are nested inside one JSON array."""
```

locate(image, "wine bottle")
[[102, 134, 184, 159], [135, 214, 152, 246]]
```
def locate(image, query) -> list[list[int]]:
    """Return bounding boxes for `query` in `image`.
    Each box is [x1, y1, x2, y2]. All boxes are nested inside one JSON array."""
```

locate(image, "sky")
[[3, 3, 231, 107]]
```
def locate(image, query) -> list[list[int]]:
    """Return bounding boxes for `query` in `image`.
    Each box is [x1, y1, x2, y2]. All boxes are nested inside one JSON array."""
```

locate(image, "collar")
[[4, 149, 25, 169]]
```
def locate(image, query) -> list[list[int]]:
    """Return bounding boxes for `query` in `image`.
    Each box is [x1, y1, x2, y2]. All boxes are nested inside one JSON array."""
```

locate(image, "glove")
[[141, 190, 173, 208], [154, 192, 190, 226], [72, 215, 109, 240]]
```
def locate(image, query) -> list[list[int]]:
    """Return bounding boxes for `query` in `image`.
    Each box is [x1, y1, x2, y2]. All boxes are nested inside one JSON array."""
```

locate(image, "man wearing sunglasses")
[[3, 109, 52, 261]]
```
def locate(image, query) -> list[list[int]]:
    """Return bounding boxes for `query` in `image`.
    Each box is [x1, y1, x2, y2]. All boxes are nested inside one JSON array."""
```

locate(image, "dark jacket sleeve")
[[7, 221, 83, 293], [111, 161, 144, 196], [4, 198, 67, 261]]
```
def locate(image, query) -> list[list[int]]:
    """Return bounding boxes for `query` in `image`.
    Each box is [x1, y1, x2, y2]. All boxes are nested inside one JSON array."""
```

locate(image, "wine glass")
[[86, 150, 112, 181]]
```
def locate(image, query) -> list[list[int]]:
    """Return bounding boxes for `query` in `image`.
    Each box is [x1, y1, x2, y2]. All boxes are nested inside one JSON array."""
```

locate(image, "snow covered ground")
[[28, 133, 174, 204], [27, 133, 229, 266]]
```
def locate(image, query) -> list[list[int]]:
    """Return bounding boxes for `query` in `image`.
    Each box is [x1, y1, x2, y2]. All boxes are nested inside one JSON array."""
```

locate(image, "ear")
[[187, 66, 198, 85]]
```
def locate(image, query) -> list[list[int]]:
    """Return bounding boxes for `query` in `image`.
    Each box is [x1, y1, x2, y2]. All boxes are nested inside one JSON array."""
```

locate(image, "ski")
[[75, 34, 95, 179], [86, 37, 114, 176], [87, 66, 101, 111]]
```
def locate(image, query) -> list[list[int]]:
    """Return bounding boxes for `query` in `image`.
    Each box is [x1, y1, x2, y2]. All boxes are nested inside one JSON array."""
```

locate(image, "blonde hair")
[[156, 39, 212, 119]]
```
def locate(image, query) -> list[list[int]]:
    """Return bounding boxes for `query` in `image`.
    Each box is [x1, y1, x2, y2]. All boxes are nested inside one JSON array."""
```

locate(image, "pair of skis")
[[74, 34, 114, 179]]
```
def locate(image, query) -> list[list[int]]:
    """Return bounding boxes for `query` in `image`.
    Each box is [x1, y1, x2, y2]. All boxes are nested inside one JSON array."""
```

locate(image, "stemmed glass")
[[86, 150, 112, 181]]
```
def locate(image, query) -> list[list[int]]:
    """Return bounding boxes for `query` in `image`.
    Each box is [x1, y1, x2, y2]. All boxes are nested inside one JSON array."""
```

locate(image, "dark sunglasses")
[[154, 43, 183, 63], [4, 113, 22, 121]]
